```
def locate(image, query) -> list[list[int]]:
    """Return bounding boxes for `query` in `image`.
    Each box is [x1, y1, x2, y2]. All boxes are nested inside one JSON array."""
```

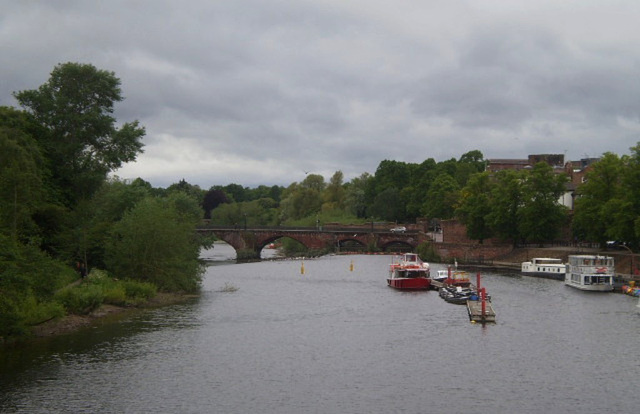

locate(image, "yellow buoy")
[[301, 260, 305, 275], [350, 260, 354, 271]]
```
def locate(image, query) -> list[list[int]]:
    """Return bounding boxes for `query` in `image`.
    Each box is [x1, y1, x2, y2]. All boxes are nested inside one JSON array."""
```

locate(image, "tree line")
[[1, 63, 208, 337]]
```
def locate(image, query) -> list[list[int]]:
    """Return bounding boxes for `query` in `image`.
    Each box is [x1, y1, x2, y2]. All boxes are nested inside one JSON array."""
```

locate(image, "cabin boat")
[[434, 269, 449, 282], [387, 253, 431, 290], [565, 255, 614, 292], [443, 270, 471, 288], [521, 257, 567, 280]]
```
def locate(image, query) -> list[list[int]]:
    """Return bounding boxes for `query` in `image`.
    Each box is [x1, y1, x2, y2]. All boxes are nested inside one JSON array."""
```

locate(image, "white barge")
[[565, 255, 614, 292], [521, 257, 566, 280]]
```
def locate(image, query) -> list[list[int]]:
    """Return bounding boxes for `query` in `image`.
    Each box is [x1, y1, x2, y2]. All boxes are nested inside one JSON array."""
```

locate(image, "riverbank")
[[28, 292, 198, 339], [460, 246, 640, 284]]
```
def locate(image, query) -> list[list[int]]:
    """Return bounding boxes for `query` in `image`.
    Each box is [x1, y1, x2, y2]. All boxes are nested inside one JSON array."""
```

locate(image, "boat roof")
[[568, 254, 613, 259], [531, 257, 564, 262]]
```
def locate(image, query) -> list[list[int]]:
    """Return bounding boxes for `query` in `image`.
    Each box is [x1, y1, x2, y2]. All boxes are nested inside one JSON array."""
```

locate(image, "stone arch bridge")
[[197, 226, 430, 260]]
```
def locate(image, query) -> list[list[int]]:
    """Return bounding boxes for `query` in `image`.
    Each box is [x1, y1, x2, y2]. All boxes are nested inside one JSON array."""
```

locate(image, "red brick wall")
[[440, 219, 503, 245]]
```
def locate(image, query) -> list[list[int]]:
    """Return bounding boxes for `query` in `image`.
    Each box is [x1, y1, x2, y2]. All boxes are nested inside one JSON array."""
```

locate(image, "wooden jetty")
[[466, 299, 496, 323], [433, 271, 497, 323]]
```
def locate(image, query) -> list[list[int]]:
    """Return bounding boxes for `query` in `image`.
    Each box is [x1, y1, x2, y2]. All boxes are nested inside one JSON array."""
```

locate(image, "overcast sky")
[[2, 1, 640, 189]]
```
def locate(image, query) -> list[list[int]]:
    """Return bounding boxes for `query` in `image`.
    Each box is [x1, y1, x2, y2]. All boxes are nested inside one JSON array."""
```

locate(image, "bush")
[[121, 279, 157, 302], [102, 284, 127, 306], [20, 296, 65, 325], [85, 269, 157, 305], [416, 241, 441, 263], [54, 284, 104, 315]]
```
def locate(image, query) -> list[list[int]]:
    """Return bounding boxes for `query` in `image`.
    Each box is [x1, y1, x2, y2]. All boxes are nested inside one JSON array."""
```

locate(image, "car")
[[390, 226, 406, 234]]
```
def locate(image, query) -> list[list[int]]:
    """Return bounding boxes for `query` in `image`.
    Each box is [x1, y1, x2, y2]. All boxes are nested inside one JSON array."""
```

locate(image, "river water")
[[1, 243, 639, 414]]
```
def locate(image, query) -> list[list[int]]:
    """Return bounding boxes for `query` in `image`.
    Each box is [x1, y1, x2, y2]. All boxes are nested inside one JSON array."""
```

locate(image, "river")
[[1, 243, 639, 414]]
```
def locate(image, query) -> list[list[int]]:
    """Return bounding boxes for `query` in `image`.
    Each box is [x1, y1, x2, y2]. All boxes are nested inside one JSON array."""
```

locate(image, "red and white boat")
[[387, 253, 431, 290]]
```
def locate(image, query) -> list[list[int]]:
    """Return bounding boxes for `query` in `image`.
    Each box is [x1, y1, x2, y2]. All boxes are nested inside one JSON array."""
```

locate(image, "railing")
[[197, 224, 420, 234]]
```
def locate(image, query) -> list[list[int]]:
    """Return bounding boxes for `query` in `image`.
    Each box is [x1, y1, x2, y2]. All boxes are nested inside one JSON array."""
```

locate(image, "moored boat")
[[565, 255, 614, 292], [433, 269, 449, 282], [521, 257, 566, 280], [387, 253, 431, 290], [443, 269, 471, 288]]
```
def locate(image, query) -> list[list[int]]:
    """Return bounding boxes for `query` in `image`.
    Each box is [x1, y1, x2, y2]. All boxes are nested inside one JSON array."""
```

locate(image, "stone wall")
[[434, 242, 513, 263]]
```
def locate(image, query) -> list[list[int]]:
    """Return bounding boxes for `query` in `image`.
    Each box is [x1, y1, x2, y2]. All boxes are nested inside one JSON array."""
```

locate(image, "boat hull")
[[387, 277, 431, 290], [564, 280, 614, 292], [522, 271, 565, 281]]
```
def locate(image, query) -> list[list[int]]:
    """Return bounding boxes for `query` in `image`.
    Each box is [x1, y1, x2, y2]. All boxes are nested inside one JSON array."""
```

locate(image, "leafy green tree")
[[456, 172, 494, 243], [456, 150, 487, 186], [279, 174, 325, 222], [518, 163, 569, 244], [572, 152, 623, 245], [166, 179, 204, 207], [369, 187, 405, 222], [69, 178, 151, 269], [0, 234, 74, 336], [618, 143, 640, 248], [202, 188, 229, 219], [422, 174, 459, 219], [0, 126, 46, 241], [344, 172, 371, 218], [322, 171, 346, 211], [106, 194, 204, 292], [13, 62, 145, 205], [221, 183, 248, 202], [486, 169, 524, 245]]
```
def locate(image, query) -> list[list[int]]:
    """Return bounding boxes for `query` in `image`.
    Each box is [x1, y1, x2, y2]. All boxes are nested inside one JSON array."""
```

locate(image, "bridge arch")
[[336, 237, 368, 252], [197, 227, 429, 261]]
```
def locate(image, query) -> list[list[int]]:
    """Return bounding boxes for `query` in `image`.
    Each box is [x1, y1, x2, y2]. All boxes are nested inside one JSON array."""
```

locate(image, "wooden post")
[[481, 287, 486, 317]]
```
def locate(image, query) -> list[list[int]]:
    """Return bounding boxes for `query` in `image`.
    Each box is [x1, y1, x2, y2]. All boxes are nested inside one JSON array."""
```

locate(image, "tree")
[[344, 172, 371, 218], [369, 187, 405, 222], [422, 174, 459, 219], [456, 172, 494, 243], [202, 188, 230, 219], [106, 194, 204, 292], [518, 163, 569, 244], [0, 126, 45, 241], [486, 169, 524, 245], [14, 62, 145, 205], [572, 152, 623, 245], [322, 171, 346, 211]]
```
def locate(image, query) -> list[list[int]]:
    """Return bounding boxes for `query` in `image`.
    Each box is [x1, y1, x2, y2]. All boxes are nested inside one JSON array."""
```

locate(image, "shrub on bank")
[[53, 270, 159, 313], [54, 284, 104, 315]]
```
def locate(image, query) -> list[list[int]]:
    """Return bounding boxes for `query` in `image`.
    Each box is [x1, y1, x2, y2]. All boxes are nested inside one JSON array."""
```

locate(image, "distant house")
[[486, 154, 600, 211]]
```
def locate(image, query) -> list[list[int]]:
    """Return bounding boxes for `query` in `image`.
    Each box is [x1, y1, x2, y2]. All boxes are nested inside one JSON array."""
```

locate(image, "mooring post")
[[481, 287, 486, 317], [476, 272, 481, 292]]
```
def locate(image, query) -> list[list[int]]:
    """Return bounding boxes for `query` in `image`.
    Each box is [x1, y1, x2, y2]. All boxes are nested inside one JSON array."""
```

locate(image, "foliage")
[[518, 163, 569, 244], [486, 169, 524, 245], [54, 284, 105, 315], [14, 62, 145, 205], [416, 241, 441, 263], [202, 188, 229, 219], [106, 195, 204, 293], [455, 172, 494, 243], [84, 269, 157, 305], [422, 174, 460, 219], [0, 110, 47, 242]]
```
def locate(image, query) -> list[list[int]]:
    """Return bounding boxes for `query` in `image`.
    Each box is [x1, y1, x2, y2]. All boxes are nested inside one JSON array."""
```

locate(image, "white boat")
[[521, 257, 566, 280], [434, 269, 449, 282], [565, 255, 614, 292]]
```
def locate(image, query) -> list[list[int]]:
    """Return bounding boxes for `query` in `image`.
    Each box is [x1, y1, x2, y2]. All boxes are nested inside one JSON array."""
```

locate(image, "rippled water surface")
[[1, 244, 639, 413]]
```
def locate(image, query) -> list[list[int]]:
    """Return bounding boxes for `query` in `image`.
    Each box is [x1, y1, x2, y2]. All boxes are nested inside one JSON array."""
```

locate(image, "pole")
[[476, 272, 481, 292], [481, 287, 486, 318]]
